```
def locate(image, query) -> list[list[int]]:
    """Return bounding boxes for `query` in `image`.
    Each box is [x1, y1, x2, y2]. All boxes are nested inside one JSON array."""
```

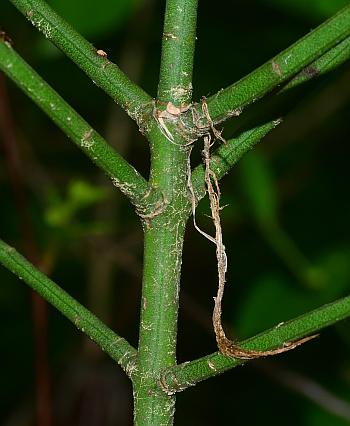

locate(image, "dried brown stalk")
[[200, 100, 317, 359]]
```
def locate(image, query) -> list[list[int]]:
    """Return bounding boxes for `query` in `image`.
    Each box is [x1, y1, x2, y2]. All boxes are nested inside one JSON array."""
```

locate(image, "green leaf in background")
[[37, 0, 140, 58], [68, 180, 108, 207], [239, 151, 278, 226], [260, 0, 349, 21], [235, 274, 315, 338], [45, 180, 109, 228], [45, 191, 72, 228], [235, 248, 350, 340], [311, 247, 350, 300], [304, 400, 350, 426], [47, 0, 139, 38]]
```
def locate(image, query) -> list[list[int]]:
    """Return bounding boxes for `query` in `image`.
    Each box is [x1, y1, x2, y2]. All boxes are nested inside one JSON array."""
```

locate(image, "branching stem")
[[0, 239, 137, 376], [191, 35, 350, 198], [8, 0, 152, 118], [133, 1, 198, 425], [161, 294, 350, 393], [1, 3, 350, 426], [182, 5, 350, 128], [0, 40, 159, 212]]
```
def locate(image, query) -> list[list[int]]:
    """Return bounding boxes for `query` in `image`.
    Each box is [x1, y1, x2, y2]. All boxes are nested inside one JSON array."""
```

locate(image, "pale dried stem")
[[200, 101, 317, 359]]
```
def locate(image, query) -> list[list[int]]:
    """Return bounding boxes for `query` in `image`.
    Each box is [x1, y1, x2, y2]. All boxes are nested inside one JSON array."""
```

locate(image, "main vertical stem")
[[134, 1, 198, 424], [157, 0, 198, 106], [133, 128, 191, 425], [134, 188, 189, 425]]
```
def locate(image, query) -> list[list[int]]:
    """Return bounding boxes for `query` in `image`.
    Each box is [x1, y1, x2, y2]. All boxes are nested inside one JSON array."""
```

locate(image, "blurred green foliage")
[[45, 179, 110, 234], [239, 151, 279, 226], [47, 0, 139, 38], [236, 274, 314, 338], [262, 0, 349, 21]]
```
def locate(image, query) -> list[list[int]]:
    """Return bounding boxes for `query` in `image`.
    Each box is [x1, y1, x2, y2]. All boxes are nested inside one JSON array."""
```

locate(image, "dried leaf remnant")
[[199, 99, 317, 359]]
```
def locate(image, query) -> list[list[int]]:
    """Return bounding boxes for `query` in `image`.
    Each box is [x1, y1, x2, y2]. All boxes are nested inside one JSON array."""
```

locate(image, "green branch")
[[8, 0, 152, 119], [0, 239, 137, 376], [0, 40, 159, 212], [160, 294, 350, 393], [157, 0, 198, 105], [190, 35, 350, 199], [191, 121, 280, 200], [188, 5, 350, 126], [133, 1, 199, 425]]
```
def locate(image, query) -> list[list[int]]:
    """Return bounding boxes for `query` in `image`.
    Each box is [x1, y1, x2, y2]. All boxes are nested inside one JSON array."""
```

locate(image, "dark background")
[[1, 0, 350, 425]]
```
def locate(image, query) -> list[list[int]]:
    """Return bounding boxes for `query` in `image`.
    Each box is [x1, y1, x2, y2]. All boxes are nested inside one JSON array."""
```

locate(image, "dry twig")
[[199, 100, 317, 359]]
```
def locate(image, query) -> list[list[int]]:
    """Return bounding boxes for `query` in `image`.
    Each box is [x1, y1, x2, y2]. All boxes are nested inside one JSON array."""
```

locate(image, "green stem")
[[8, 0, 152, 119], [161, 294, 350, 392], [191, 35, 350, 198], [157, 0, 198, 105], [0, 40, 159, 212], [133, 208, 188, 425], [186, 5, 350, 126], [133, 1, 198, 425], [191, 121, 280, 199], [0, 239, 137, 376]]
